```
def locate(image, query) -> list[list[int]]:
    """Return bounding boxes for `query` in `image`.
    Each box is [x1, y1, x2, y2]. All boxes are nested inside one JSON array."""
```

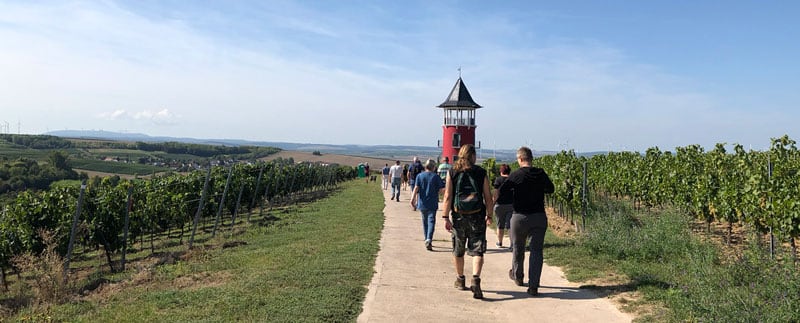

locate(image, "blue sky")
[[1, 1, 797, 152]]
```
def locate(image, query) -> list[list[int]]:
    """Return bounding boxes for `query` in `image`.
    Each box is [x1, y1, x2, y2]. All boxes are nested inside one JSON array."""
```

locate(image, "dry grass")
[[11, 230, 73, 307]]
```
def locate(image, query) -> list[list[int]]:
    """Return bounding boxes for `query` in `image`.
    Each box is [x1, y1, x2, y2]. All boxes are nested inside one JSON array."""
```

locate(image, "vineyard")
[[532, 135, 799, 254], [521, 135, 800, 321], [0, 159, 356, 291]]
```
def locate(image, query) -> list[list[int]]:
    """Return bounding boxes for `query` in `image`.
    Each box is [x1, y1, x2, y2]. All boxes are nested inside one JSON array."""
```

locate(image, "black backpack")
[[410, 163, 423, 179], [453, 171, 483, 214]]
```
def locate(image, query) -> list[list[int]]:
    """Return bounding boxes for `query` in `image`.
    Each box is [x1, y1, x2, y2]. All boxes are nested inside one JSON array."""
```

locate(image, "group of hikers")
[[378, 158, 450, 193], [382, 144, 554, 300]]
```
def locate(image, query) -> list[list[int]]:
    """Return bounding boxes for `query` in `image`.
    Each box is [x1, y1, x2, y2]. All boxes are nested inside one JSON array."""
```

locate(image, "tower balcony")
[[444, 117, 476, 126]]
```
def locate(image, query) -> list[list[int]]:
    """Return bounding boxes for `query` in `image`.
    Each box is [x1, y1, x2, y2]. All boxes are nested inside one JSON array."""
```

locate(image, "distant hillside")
[[46, 130, 587, 162], [46, 130, 453, 159]]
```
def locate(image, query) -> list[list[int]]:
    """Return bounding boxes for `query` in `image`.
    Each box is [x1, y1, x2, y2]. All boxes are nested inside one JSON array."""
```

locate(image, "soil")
[[260, 150, 400, 168]]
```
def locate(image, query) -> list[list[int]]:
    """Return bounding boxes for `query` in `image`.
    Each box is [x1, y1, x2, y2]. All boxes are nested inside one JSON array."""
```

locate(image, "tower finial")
[[457, 66, 462, 78]]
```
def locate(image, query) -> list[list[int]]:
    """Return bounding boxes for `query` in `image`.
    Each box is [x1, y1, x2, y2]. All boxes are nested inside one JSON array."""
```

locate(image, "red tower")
[[437, 77, 482, 162]]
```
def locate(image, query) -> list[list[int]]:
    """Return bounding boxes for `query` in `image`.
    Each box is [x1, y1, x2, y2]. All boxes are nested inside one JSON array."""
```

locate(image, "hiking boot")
[[454, 276, 468, 290], [470, 276, 483, 299], [509, 269, 523, 286], [527, 286, 538, 296]]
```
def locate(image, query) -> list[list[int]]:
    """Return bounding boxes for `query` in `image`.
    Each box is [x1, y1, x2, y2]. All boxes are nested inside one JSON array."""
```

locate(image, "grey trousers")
[[509, 212, 547, 288]]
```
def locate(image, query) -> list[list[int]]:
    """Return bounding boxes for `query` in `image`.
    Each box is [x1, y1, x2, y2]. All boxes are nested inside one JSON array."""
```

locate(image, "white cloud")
[[96, 109, 179, 125], [97, 109, 127, 120]]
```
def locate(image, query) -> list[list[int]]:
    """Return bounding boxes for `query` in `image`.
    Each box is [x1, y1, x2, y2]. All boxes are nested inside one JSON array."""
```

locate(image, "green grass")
[[12, 181, 384, 322], [83, 148, 201, 161], [70, 159, 169, 175], [543, 201, 800, 322], [0, 144, 52, 160]]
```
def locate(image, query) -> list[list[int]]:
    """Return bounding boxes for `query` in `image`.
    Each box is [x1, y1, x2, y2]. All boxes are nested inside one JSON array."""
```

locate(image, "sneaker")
[[527, 286, 538, 296], [470, 276, 483, 299], [508, 269, 523, 286], [495, 242, 502, 248], [454, 276, 468, 290], [425, 240, 432, 251], [390, 196, 394, 200]]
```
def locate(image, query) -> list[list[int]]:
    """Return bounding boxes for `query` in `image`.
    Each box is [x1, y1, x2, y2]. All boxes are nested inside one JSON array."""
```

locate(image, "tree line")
[[0, 152, 81, 195]]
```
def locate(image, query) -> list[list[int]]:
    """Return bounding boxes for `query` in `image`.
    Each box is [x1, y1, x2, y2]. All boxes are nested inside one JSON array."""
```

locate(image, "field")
[[70, 159, 169, 176], [261, 150, 398, 168]]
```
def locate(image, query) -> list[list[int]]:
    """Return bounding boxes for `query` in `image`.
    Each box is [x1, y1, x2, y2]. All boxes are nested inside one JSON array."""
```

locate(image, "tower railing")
[[443, 118, 476, 126]]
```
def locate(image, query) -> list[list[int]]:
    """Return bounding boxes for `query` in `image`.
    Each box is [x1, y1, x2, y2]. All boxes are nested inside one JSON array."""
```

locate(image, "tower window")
[[453, 133, 461, 148], [452, 133, 461, 147]]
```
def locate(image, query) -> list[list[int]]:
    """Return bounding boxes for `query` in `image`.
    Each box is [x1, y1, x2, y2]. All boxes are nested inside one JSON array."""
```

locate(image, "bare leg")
[[472, 255, 484, 277], [454, 256, 465, 276]]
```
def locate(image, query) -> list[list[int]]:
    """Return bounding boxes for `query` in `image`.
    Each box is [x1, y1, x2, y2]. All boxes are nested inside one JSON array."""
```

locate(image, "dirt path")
[[358, 185, 632, 323]]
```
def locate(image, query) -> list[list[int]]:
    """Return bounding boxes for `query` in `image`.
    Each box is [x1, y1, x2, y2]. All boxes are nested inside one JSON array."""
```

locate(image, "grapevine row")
[[0, 160, 355, 287], [535, 135, 800, 254]]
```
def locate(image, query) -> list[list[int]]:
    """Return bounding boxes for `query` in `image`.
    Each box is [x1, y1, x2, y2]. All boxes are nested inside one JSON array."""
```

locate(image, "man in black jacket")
[[498, 146, 554, 296]]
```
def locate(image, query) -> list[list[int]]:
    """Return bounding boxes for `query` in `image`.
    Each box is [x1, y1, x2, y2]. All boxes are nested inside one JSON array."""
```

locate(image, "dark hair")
[[499, 164, 511, 175]]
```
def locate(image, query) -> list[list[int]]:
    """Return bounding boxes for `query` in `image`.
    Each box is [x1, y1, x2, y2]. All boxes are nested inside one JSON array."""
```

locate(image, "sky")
[[1, 1, 798, 152]]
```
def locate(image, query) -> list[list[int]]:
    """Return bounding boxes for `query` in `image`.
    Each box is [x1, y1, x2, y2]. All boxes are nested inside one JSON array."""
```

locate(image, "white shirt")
[[389, 164, 403, 178]]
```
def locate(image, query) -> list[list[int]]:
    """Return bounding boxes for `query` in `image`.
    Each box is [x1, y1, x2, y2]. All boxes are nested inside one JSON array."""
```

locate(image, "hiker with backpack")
[[497, 147, 554, 297], [410, 159, 445, 251], [408, 157, 425, 211], [441, 144, 494, 299]]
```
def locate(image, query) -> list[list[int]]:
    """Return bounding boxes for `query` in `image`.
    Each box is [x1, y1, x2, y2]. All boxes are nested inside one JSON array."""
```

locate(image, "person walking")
[[497, 147, 554, 296], [492, 164, 513, 248], [364, 162, 370, 183], [410, 159, 445, 251], [437, 156, 452, 180], [442, 144, 493, 299], [401, 163, 409, 191], [408, 157, 424, 210], [389, 160, 403, 202], [381, 163, 390, 190]]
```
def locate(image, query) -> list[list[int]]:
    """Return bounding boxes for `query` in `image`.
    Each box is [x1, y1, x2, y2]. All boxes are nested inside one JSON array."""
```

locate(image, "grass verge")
[[544, 201, 800, 322], [9, 180, 384, 322]]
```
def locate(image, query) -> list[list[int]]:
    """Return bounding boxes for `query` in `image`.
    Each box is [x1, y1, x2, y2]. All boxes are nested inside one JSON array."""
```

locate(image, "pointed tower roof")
[[437, 77, 482, 109]]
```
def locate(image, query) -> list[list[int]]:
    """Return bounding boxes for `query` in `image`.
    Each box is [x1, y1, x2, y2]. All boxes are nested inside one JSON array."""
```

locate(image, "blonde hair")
[[453, 144, 476, 172], [424, 159, 437, 171]]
